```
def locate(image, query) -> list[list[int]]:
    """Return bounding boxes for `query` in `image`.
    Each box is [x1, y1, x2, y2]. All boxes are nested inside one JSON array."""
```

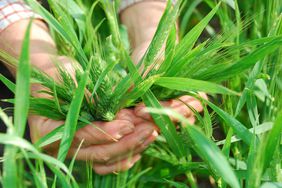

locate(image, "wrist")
[[120, 1, 166, 48], [131, 41, 151, 64], [0, 19, 57, 75]]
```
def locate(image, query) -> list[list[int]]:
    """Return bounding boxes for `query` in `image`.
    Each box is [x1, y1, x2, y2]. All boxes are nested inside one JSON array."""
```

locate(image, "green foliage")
[[2, 20, 32, 188], [0, 0, 281, 187]]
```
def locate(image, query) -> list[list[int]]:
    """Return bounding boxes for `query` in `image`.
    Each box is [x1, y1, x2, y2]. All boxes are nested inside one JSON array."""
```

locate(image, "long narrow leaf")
[[3, 20, 32, 188], [155, 77, 239, 95], [146, 108, 240, 188], [0, 74, 15, 93], [57, 66, 90, 162]]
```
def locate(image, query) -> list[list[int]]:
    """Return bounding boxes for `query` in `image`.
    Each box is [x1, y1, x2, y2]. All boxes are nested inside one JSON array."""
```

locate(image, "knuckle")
[[74, 130, 85, 143], [123, 141, 137, 152], [91, 149, 111, 163]]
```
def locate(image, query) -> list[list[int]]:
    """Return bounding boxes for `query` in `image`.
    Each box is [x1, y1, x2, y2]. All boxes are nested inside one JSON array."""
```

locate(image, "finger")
[[71, 122, 155, 164], [198, 92, 208, 100], [172, 99, 204, 122], [106, 130, 158, 164], [168, 95, 195, 108], [180, 116, 196, 127], [115, 109, 135, 122], [74, 120, 135, 147], [174, 95, 205, 113], [28, 116, 64, 151], [187, 100, 204, 113], [170, 104, 193, 122], [134, 97, 193, 121], [134, 103, 149, 119], [93, 154, 141, 175], [167, 95, 206, 108], [188, 116, 196, 124], [115, 109, 145, 124]]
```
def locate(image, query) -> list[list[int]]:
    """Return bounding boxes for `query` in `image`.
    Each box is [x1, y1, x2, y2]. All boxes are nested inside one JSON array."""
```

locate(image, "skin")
[[0, 1, 205, 175], [121, 2, 207, 124]]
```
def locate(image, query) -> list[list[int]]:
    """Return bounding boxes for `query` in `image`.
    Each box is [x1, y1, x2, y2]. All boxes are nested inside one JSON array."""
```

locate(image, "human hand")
[[0, 17, 158, 175], [28, 54, 158, 174], [134, 93, 208, 125], [29, 109, 158, 174], [120, 2, 207, 126]]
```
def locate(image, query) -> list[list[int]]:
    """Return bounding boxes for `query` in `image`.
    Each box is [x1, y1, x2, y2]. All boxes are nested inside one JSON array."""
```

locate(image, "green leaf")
[[247, 111, 282, 187], [155, 77, 239, 95], [154, 24, 177, 75], [57, 65, 90, 162], [185, 127, 240, 188], [140, 0, 182, 71], [260, 182, 282, 188], [0, 74, 15, 93], [146, 108, 240, 188], [0, 133, 77, 187], [56, 0, 86, 41], [14, 21, 32, 137], [166, 3, 220, 76], [180, 0, 202, 37], [206, 99, 253, 145], [3, 20, 32, 188], [235, 60, 266, 117], [122, 75, 161, 106], [143, 91, 186, 157], [208, 37, 282, 81], [25, 0, 88, 68], [216, 122, 273, 145]]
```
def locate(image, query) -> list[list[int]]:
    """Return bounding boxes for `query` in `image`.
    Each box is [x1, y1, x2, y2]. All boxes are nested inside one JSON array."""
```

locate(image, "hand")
[[29, 109, 158, 174], [0, 16, 159, 175], [29, 55, 158, 175], [121, 1, 167, 75], [134, 93, 208, 125], [121, 2, 207, 126]]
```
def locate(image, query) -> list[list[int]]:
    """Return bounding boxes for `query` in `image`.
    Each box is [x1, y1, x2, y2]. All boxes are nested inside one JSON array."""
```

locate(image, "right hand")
[[29, 56, 158, 175], [0, 18, 158, 175], [29, 109, 158, 175]]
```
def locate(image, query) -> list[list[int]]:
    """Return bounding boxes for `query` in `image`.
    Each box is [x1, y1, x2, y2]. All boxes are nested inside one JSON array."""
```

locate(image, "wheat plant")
[[0, 0, 281, 187]]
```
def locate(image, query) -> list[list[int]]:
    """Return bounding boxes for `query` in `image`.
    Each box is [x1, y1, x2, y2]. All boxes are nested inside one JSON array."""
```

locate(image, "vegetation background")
[[0, 0, 281, 187]]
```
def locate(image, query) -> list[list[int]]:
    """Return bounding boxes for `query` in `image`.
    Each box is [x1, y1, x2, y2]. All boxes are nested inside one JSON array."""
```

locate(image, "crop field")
[[0, 0, 281, 187]]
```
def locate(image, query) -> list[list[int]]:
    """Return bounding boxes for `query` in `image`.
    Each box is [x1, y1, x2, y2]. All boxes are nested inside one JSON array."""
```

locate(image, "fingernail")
[[129, 155, 141, 166], [117, 125, 134, 139], [112, 171, 119, 175], [152, 130, 158, 137]]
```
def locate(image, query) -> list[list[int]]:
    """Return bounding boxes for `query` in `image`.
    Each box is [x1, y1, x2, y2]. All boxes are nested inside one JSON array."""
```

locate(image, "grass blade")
[[146, 108, 240, 188], [143, 91, 186, 157], [247, 111, 282, 187], [205, 99, 253, 146], [155, 77, 239, 95], [57, 66, 90, 162], [25, 0, 88, 67], [140, 0, 181, 71], [2, 20, 32, 188], [166, 3, 220, 76], [0, 74, 15, 93]]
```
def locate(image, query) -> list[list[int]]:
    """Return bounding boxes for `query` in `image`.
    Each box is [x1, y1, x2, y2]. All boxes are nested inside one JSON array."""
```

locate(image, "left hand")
[[130, 40, 208, 126], [129, 38, 207, 125], [120, 1, 208, 125], [134, 93, 208, 125]]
